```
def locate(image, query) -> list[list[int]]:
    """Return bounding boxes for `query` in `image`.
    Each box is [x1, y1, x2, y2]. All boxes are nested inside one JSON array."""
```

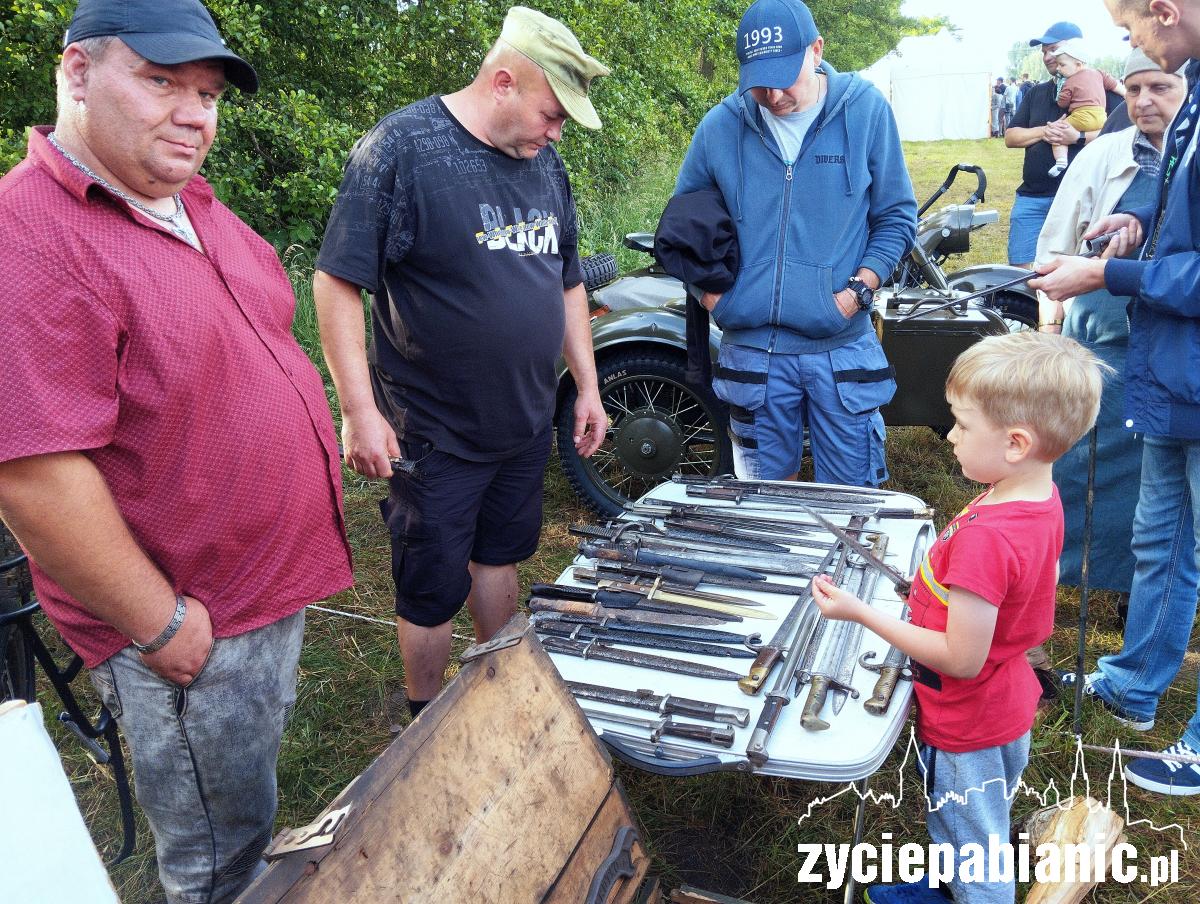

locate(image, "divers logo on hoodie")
[[474, 204, 560, 256], [814, 154, 845, 165]]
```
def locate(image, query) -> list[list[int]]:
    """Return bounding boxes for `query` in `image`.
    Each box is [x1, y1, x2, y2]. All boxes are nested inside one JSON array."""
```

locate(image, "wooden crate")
[[238, 614, 650, 904]]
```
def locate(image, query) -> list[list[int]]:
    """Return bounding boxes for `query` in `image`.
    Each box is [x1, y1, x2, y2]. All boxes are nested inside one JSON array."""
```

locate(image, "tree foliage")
[[1006, 41, 1126, 82], [1, 0, 934, 246]]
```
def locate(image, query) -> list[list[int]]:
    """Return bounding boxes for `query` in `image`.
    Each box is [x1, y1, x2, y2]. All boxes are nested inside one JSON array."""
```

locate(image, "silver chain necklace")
[[47, 131, 198, 246]]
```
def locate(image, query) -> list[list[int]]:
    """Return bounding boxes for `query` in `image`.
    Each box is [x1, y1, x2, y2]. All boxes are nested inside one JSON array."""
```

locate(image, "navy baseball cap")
[[65, 0, 258, 93], [1028, 21, 1083, 47], [737, 0, 820, 94]]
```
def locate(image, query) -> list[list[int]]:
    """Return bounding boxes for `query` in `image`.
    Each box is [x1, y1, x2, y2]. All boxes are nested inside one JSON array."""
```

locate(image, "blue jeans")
[[89, 610, 305, 904], [919, 733, 1030, 904], [1007, 193, 1054, 265], [1093, 435, 1200, 746]]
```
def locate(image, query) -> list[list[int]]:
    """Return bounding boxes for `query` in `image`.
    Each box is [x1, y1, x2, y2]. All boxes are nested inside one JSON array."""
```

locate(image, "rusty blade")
[[795, 504, 911, 595]]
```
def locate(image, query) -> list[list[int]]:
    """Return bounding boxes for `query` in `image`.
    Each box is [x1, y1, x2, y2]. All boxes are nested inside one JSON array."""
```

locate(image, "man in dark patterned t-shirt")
[[314, 6, 608, 720]]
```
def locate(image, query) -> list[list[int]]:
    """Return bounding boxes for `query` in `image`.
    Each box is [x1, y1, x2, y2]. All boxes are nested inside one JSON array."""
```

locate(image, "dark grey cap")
[[65, 0, 258, 93]]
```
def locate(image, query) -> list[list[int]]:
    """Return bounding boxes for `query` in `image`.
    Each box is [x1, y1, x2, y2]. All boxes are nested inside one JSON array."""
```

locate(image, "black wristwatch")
[[846, 277, 875, 312]]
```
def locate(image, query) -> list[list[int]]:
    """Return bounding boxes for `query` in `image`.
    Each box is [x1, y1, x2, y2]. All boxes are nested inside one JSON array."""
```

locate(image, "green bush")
[[1, 0, 933, 247]]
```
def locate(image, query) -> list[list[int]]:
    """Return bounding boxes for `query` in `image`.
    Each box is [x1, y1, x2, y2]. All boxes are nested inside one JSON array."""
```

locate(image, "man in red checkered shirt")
[[0, 1, 352, 901]]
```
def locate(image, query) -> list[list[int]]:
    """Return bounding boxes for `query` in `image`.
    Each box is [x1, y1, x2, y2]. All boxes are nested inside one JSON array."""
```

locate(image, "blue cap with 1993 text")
[[737, 0, 819, 94]]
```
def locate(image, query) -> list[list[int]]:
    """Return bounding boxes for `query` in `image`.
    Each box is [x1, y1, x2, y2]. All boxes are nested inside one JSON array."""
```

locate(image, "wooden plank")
[[240, 616, 628, 904], [542, 783, 649, 904]]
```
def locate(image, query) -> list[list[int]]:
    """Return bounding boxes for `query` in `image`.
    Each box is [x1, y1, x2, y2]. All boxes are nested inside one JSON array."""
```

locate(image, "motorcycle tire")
[[556, 350, 732, 517], [581, 253, 619, 292], [0, 522, 36, 704], [987, 291, 1038, 332]]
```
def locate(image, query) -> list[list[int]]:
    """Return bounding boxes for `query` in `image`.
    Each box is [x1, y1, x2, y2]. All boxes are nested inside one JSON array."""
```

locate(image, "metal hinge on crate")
[[263, 805, 352, 860], [460, 628, 525, 663]]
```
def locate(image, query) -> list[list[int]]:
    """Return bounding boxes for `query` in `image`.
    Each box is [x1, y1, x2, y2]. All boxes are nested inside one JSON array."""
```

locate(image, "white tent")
[[860, 30, 994, 141]]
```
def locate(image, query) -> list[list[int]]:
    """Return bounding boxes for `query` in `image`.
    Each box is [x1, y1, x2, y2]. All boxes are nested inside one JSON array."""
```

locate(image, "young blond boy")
[[812, 331, 1107, 904]]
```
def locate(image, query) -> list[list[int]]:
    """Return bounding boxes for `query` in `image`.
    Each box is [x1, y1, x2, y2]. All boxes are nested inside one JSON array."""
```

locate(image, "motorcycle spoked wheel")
[[556, 351, 732, 517], [0, 523, 36, 704], [987, 291, 1039, 332]]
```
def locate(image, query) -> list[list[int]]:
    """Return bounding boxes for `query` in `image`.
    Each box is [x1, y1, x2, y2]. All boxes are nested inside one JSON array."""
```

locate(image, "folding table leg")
[[842, 776, 870, 904]]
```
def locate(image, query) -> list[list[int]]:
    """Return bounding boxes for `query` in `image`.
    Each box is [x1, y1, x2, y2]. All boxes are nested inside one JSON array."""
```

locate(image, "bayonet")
[[685, 484, 885, 513], [796, 558, 871, 731], [859, 523, 934, 715], [540, 635, 742, 681], [671, 474, 893, 505], [570, 521, 790, 554], [745, 533, 855, 768], [532, 618, 757, 659], [638, 501, 881, 539], [576, 562, 809, 597], [830, 536, 888, 715], [528, 596, 733, 628], [566, 680, 751, 727], [676, 487, 932, 519], [583, 575, 772, 610], [737, 596, 820, 696], [581, 541, 772, 581], [581, 538, 823, 577], [579, 707, 736, 748], [796, 504, 912, 595], [533, 613, 757, 646], [530, 582, 774, 621], [860, 644, 912, 716]]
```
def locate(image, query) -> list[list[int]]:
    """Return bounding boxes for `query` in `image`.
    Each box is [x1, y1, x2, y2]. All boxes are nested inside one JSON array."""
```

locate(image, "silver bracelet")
[[133, 595, 187, 654]]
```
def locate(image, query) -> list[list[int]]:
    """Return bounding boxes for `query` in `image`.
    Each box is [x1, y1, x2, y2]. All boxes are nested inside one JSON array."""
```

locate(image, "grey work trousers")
[[89, 609, 304, 904]]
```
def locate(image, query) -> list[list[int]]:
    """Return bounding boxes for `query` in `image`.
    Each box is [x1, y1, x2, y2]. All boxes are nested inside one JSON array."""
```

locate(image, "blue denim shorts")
[[710, 337, 894, 485]]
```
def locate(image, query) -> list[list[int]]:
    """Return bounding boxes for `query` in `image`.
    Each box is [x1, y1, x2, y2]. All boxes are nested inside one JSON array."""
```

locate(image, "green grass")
[[35, 138, 1199, 901]]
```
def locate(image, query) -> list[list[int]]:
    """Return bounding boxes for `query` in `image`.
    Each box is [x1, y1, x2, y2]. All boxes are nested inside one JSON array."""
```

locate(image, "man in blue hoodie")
[[674, 0, 916, 487], [1032, 0, 1200, 796]]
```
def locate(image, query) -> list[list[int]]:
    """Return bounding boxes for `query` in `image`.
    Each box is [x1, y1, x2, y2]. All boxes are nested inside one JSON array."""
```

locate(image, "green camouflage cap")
[[499, 6, 609, 130]]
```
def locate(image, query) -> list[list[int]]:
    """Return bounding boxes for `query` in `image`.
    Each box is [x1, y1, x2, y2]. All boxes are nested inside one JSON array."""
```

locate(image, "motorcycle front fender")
[[944, 264, 1038, 302]]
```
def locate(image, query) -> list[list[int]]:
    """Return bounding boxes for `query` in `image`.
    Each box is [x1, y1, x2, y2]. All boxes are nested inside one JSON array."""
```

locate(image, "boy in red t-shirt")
[[813, 331, 1107, 904]]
